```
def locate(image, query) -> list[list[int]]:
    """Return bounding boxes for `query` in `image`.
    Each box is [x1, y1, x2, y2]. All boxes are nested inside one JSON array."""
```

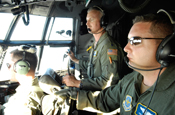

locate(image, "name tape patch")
[[135, 103, 157, 115]]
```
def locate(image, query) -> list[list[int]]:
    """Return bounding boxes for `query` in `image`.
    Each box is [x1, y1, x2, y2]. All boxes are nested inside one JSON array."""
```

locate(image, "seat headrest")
[[39, 68, 61, 94]]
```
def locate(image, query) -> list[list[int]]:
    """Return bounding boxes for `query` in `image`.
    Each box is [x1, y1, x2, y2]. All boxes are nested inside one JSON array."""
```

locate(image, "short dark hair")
[[133, 13, 173, 38], [10, 49, 38, 71]]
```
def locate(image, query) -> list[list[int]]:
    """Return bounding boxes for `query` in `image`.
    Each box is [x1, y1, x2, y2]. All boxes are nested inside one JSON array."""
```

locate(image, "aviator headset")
[[156, 9, 175, 67], [14, 45, 37, 75]]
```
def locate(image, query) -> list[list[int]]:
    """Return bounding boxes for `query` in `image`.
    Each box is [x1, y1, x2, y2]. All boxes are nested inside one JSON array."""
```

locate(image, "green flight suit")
[[79, 32, 124, 91], [1, 77, 44, 115], [77, 62, 175, 115]]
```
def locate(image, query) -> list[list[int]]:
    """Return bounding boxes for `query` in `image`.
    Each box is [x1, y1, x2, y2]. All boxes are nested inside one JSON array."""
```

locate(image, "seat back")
[[39, 68, 62, 95], [39, 68, 73, 115]]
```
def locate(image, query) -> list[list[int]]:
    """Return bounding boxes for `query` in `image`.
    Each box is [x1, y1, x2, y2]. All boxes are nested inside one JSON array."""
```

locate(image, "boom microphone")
[[87, 27, 105, 34], [124, 56, 164, 71], [87, 28, 91, 31]]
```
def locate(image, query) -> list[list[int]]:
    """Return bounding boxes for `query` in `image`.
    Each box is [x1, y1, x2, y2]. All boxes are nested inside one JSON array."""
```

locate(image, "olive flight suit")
[[77, 62, 175, 115], [1, 77, 44, 115], [79, 32, 124, 91]]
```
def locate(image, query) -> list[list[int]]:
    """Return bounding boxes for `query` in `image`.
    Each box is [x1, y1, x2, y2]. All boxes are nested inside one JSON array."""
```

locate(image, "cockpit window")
[[48, 17, 73, 40], [0, 13, 14, 40], [39, 46, 69, 74], [9, 16, 73, 41], [10, 15, 46, 41], [0, 46, 18, 81]]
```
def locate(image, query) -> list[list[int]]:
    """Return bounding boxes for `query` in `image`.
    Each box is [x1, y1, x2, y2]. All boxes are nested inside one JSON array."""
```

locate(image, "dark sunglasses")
[[128, 37, 164, 45], [6, 63, 11, 69]]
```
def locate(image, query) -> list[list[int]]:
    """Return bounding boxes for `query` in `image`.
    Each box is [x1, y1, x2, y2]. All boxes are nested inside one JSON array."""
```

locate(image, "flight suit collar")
[[16, 77, 38, 93], [93, 32, 108, 49], [136, 62, 175, 92], [155, 62, 175, 91], [134, 73, 143, 96]]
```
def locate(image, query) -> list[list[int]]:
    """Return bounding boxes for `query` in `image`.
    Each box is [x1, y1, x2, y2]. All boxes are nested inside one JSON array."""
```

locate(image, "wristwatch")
[[79, 81, 83, 90]]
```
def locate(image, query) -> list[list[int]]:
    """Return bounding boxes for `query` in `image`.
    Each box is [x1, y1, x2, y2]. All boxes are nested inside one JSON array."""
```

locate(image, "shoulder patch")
[[135, 103, 157, 115], [122, 95, 132, 111], [107, 49, 117, 56]]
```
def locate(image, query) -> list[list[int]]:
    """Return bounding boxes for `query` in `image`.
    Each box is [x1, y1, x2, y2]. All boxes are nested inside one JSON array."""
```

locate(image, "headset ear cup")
[[100, 14, 108, 28], [156, 33, 175, 66], [100, 15, 104, 27], [14, 60, 30, 75]]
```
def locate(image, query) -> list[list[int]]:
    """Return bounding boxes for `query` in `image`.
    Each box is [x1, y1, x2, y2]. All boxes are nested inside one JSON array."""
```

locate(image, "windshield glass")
[[10, 15, 46, 41], [48, 17, 73, 40], [39, 46, 69, 75], [0, 13, 14, 40], [0, 14, 73, 81]]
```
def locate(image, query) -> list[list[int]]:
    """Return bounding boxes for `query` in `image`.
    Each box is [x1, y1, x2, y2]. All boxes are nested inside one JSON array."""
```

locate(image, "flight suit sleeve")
[[77, 84, 121, 112], [80, 43, 121, 91]]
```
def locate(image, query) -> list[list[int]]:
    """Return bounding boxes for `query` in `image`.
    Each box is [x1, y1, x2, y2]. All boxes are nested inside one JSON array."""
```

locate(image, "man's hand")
[[54, 87, 78, 100], [62, 74, 81, 88], [67, 51, 79, 64]]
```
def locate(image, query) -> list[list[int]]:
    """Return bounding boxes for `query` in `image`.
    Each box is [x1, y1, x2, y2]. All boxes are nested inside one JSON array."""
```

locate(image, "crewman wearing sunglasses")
[[53, 10, 175, 115]]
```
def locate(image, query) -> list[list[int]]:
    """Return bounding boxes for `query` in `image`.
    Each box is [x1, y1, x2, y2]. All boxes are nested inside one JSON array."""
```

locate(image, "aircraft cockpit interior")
[[0, 0, 175, 115]]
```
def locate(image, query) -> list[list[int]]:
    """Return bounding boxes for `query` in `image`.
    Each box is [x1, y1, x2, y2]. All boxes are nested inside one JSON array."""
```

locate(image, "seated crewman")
[[0, 45, 44, 115], [63, 6, 124, 91]]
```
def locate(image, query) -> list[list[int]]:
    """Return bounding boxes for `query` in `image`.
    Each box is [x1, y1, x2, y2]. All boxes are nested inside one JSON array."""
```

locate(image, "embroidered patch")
[[107, 49, 117, 55], [135, 103, 157, 115], [122, 95, 132, 111], [93, 51, 97, 57]]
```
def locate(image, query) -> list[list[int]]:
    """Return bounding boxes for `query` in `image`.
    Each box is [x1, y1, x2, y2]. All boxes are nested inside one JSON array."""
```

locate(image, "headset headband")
[[157, 9, 175, 25], [93, 6, 104, 14]]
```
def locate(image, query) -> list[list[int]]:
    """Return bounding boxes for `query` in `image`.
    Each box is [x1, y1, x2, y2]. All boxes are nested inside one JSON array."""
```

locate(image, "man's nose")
[[124, 42, 130, 53], [86, 20, 89, 26]]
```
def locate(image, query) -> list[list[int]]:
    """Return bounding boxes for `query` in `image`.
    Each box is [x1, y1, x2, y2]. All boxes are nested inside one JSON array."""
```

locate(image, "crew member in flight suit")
[[0, 45, 44, 115], [39, 6, 124, 115], [63, 6, 124, 91]]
